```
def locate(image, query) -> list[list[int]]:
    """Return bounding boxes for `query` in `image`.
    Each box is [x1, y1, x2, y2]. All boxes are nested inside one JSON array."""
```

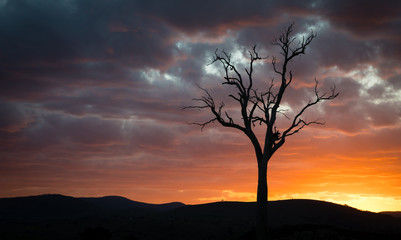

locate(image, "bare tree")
[[185, 24, 338, 240]]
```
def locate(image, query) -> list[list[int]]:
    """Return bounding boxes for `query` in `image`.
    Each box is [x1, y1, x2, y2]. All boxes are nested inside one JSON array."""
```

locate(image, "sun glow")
[[271, 192, 401, 212], [196, 187, 401, 212]]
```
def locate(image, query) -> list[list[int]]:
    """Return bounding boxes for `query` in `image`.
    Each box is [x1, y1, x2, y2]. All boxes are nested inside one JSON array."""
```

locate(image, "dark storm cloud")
[[0, 61, 137, 101], [320, 75, 401, 134], [0, 0, 179, 104], [39, 82, 195, 123], [388, 75, 401, 90], [138, 0, 277, 33], [0, 102, 33, 133], [0, 0, 174, 68], [0, 0, 398, 135], [312, 0, 401, 72], [314, 0, 401, 38], [0, 111, 181, 157], [310, 30, 377, 70]]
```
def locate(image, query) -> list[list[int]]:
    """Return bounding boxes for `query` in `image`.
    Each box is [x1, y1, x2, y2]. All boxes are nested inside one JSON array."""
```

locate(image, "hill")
[[171, 200, 401, 239], [0, 195, 400, 240], [0, 194, 100, 220], [0, 194, 184, 220], [381, 211, 401, 218], [80, 195, 184, 212]]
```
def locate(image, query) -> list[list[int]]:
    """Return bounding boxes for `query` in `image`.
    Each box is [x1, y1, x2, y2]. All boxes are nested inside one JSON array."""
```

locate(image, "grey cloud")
[[310, 30, 377, 71], [2, 111, 181, 157], [0, 102, 34, 133], [366, 102, 400, 127], [138, 0, 275, 33], [315, 0, 401, 39], [323, 77, 362, 102], [320, 76, 401, 133], [388, 75, 401, 90], [0, 0, 175, 67]]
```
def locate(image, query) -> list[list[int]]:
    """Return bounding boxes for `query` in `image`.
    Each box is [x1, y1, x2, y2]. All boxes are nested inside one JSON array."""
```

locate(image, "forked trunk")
[[256, 159, 269, 240]]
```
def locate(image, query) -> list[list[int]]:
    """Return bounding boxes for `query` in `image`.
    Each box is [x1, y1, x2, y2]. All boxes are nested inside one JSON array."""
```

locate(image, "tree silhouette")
[[185, 24, 338, 240]]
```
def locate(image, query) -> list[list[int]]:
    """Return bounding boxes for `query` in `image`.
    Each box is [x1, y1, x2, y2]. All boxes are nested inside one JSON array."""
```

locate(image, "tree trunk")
[[256, 159, 269, 240]]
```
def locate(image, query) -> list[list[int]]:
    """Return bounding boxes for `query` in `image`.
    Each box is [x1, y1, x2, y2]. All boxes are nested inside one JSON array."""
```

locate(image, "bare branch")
[[185, 23, 338, 165], [211, 50, 246, 95], [246, 45, 268, 97], [229, 94, 241, 102], [269, 23, 317, 130], [186, 118, 218, 131], [271, 56, 282, 75], [183, 85, 246, 132], [277, 108, 291, 120], [282, 79, 338, 139], [184, 24, 339, 238]]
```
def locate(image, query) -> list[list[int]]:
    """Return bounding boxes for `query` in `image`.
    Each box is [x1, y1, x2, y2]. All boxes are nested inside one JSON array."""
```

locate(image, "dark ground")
[[0, 195, 400, 240]]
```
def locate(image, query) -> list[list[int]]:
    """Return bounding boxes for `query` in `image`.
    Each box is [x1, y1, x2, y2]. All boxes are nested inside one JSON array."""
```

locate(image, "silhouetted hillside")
[[0, 194, 184, 220], [0, 194, 100, 220], [0, 195, 400, 240], [80, 195, 185, 212], [172, 200, 401, 237], [267, 199, 400, 233], [381, 211, 401, 218]]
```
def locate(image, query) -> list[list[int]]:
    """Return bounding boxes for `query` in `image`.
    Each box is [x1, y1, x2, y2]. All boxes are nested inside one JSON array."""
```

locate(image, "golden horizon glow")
[[193, 190, 401, 213]]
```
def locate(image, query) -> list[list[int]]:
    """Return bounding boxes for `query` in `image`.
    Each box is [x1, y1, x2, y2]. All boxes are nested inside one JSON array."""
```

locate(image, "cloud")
[[315, 0, 401, 39], [0, 0, 175, 67], [0, 102, 34, 133], [0, 0, 400, 211], [387, 74, 401, 90]]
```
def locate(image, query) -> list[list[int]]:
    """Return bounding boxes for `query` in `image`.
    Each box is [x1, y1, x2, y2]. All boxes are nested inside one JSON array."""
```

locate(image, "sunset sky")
[[1, 0, 401, 212]]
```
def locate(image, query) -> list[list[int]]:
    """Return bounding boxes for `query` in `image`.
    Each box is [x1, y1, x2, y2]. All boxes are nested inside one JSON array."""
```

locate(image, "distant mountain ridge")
[[0, 194, 185, 220], [80, 195, 185, 212]]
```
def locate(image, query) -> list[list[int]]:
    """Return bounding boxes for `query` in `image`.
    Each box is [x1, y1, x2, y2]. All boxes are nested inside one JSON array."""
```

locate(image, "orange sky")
[[1, 0, 401, 213]]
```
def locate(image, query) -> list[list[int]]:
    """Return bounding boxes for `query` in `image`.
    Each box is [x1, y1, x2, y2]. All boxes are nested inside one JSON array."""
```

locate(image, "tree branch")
[[184, 23, 338, 164], [183, 86, 246, 132], [282, 79, 338, 139]]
